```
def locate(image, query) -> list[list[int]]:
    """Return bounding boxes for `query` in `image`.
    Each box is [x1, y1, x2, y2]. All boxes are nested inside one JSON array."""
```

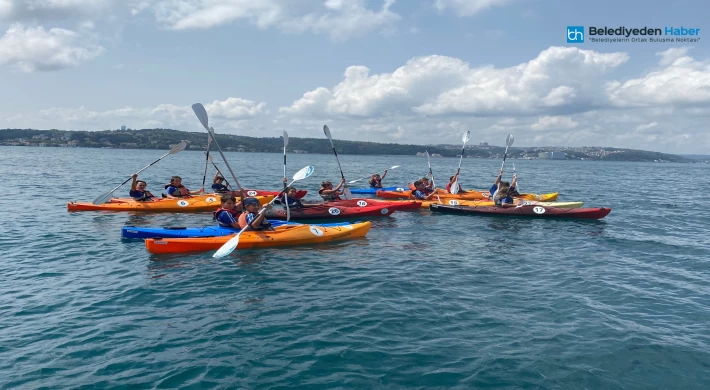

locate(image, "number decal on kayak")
[[533, 206, 546, 214], [309, 226, 324, 236], [247, 191, 257, 196], [177, 200, 189, 207], [522, 201, 532, 206], [328, 207, 341, 215], [206, 197, 217, 203], [357, 200, 368, 207], [396, 188, 405, 191], [381, 208, 389, 214], [448, 200, 460, 205]]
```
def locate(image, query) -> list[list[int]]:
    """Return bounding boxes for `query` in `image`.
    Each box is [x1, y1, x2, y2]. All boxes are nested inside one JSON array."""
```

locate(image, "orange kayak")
[[67, 195, 274, 212], [375, 189, 559, 202], [145, 222, 371, 254]]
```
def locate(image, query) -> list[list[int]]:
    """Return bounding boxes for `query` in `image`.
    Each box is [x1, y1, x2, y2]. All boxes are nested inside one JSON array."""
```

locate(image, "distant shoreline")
[[0, 128, 701, 163]]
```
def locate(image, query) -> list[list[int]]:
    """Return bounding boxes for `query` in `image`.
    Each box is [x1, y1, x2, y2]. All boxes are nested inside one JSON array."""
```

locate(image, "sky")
[[0, 0, 708, 154]]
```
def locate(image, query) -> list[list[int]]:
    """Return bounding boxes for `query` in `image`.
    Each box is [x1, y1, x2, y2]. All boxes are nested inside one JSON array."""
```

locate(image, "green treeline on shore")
[[0, 128, 695, 163]]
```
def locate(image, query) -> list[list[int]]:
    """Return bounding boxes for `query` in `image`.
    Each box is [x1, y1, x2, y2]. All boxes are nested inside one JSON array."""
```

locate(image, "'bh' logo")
[[567, 26, 584, 43]]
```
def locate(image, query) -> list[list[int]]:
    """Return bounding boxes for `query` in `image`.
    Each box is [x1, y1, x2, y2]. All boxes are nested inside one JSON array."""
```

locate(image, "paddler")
[[319, 179, 346, 201], [211, 173, 230, 193], [129, 173, 155, 201], [213, 193, 244, 228], [410, 180, 436, 200], [492, 186, 514, 206], [238, 197, 274, 231], [489, 170, 518, 199], [368, 170, 388, 188], [164, 176, 203, 198], [446, 172, 468, 194], [277, 183, 305, 209]]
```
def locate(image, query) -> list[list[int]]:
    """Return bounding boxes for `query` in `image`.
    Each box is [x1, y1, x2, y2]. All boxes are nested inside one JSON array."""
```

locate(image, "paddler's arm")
[[249, 205, 271, 228], [130, 174, 138, 191], [381, 170, 388, 180]]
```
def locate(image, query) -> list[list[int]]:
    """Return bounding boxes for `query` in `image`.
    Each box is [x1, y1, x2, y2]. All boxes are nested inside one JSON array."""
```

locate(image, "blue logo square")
[[567, 26, 584, 43]]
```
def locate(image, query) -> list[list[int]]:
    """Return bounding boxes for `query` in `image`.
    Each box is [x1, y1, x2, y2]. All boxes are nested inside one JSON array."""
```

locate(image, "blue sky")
[[0, 0, 708, 153]]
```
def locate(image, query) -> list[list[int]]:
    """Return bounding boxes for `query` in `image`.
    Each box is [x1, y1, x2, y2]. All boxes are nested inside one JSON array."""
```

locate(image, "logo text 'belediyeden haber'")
[[567, 26, 700, 43]]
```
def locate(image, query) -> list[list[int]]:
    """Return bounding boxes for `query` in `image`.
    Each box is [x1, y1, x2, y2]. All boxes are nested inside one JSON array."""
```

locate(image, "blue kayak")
[[121, 221, 354, 239], [349, 186, 403, 194]]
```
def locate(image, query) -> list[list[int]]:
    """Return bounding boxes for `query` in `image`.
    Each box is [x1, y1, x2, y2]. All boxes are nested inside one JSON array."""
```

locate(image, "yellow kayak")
[[376, 189, 559, 202]]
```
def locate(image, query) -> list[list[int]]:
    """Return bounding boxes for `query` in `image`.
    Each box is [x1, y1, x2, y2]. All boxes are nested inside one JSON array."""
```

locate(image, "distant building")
[[121, 125, 126, 131], [538, 152, 567, 160]]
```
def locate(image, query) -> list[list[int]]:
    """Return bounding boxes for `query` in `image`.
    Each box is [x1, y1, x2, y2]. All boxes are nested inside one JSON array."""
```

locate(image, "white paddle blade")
[[343, 186, 353, 200], [293, 165, 314, 181], [348, 179, 359, 184], [323, 125, 331, 139], [283, 131, 289, 148], [462, 130, 471, 143], [92, 191, 113, 205], [450, 180, 460, 195], [192, 103, 209, 130], [506, 134, 514, 147], [213, 232, 241, 258], [390, 165, 400, 169], [170, 140, 188, 154]]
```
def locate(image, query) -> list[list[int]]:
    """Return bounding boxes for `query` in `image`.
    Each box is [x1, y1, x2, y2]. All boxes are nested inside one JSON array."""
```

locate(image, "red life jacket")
[[213, 207, 240, 222]]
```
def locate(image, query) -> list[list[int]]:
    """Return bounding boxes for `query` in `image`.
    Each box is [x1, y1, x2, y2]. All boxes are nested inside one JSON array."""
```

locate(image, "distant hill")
[[0, 128, 694, 163], [680, 154, 710, 161]]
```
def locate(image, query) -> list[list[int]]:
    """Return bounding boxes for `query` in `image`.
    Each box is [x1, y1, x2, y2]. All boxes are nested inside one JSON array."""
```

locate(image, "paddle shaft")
[[207, 128, 244, 191], [426, 151, 442, 203], [107, 149, 175, 195], [201, 136, 212, 193]]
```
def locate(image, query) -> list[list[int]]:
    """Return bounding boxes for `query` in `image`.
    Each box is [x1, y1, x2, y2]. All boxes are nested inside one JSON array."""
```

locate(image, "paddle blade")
[[283, 130, 289, 148], [92, 191, 113, 205], [507, 134, 515, 147], [462, 130, 471, 143], [213, 232, 242, 258], [170, 140, 188, 154], [323, 125, 336, 147], [348, 179, 359, 184], [450, 180, 460, 195], [285, 195, 291, 221], [343, 186, 353, 200], [192, 103, 209, 130], [390, 165, 400, 169], [293, 165, 314, 181]]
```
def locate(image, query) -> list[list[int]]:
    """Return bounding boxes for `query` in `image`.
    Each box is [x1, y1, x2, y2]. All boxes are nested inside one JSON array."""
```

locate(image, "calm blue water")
[[1, 146, 709, 389]]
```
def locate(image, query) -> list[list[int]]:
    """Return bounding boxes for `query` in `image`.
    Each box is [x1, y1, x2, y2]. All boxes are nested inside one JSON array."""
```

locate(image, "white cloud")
[[152, 0, 400, 41], [0, 23, 104, 72], [434, 0, 510, 16], [607, 47, 710, 108], [635, 122, 658, 131], [281, 47, 629, 117], [8, 96, 268, 131], [530, 116, 578, 131]]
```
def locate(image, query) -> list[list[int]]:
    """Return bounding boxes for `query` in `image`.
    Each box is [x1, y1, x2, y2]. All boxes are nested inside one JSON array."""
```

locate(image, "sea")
[[1, 145, 709, 389]]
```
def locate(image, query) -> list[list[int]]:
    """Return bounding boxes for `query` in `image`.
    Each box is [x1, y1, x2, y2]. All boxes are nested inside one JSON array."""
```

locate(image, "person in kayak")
[[165, 176, 203, 198], [319, 179, 346, 201], [129, 174, 155, 201], [410, 180, 436, 200], [489, 170, 518, 199], [446, 172, 468, 194], [213, 194, 244, 228], [238, 197, 274, 231], [276, 186, 305, 209], [211, 173, 230, 193], [493, 186, 515, 206], [368, 170, 388, 188]]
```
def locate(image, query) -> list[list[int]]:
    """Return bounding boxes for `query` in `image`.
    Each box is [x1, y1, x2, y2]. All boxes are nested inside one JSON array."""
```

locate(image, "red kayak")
[[429, 204, 611, 220], [265, 204, 396, 220], [322, 199, 421, 211], [242, 189, 307, 199]]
